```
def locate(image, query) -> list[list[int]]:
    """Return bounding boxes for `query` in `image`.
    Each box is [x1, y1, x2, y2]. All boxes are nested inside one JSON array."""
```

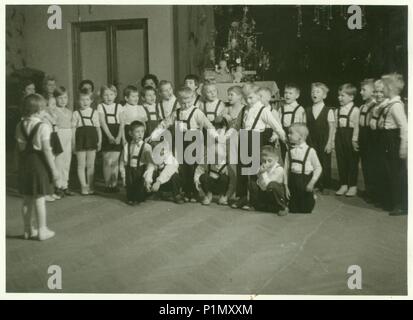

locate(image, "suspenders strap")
[[240, 106, 247, 130], [213, 100, 222, 118], [194, 94, 200, 106], [186, 108, 197, 130], [338, 105, 356, 128], [301, 147, 311, 175], [381, 101, 399, 129], [291, 105, 302, 125], [281, 105, 302, 127], [78, 109, 95, 127], [102, 104, 119, 124], [288, 146, 312, 175], [251, 106, 266, 130], [157, 102, 166, 120], [20, 122, 42, 152], [127, 142, 146, 167], [172, 99, 179, 112]]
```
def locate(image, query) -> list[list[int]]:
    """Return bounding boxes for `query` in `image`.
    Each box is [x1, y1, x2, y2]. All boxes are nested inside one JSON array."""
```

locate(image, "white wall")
[[21, 5, 174, 101]]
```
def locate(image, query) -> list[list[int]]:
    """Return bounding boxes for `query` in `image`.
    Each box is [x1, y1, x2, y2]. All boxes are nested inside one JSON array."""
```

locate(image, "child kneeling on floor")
[[248, 145, 288, 216], [120, 121, 154, 206], [148, 140, 184, 204], [284, 123, 322, 213]]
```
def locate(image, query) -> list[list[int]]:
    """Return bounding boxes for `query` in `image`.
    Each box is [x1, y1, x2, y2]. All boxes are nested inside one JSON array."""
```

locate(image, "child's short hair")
[[22, 93, 45, 117], [43, 75, 56, 86], [129, 120, 145, 133], [177, 86, 193, 97], [258, 87, 272, 96], [285, 83, 300, 94], [243, 83, 260, 96], [158, 80, 173, 90], [360, 78, 375, 89], [374, 79, 384, 88], [311, 82, 329, 94], [227, 85, 243, 96], [79, 87, 92, 98], [21, 79, 35, 92], [123, 85, 139, 98], [141, 74, 159, 88], [100, 85, 117, 97], [381, 73, 405, 94], [339, 83, 357, 97], [53, 86, 67, 98], [212, 116, 228, 130], [184, 74, 200, 86], [261, 145, 278, 159], [79, 79, 94, 91], [289, 123, 309, 140], [142, 85, 156, 96]]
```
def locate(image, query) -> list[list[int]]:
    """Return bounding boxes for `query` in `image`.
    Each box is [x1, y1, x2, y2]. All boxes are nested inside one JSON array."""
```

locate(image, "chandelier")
[[296, 5, 367, 38]]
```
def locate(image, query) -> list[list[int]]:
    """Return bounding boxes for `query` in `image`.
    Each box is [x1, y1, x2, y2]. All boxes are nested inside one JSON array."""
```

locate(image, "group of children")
[[15, 72, 408, 240]]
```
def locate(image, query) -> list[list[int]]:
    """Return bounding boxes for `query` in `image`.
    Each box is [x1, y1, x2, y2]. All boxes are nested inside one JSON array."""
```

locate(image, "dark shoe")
[[55, 188, 65, 198], [277, 209, 288, 216], [63, 189, 75, 196], [231, 197, 248, 209], [174, 195, 185, 204]]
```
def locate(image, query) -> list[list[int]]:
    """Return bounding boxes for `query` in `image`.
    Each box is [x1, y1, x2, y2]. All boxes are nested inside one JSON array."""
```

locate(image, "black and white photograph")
[[3, 1, 409, 297]]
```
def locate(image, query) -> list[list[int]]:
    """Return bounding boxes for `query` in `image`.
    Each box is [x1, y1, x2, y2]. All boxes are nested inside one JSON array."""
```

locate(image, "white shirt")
[[201, 99, 226, 121], [257, 163, 284, 191], [370, 99, 389, 130], [312, 102, 335, 122], [158, 96, 179, 119], [16, 116, 51, 151], [72, 108, 100, 128], [335, 102, 360, 128], [235, 101, 285, 141], [280, 101, 306, 127], [358, 100, 376, 127], [97, 103, 123, 124], [144, 103, 159, 121], [382, 96, 408, 143], [121, 103, 148, 125], [285, 142, 321, 175]]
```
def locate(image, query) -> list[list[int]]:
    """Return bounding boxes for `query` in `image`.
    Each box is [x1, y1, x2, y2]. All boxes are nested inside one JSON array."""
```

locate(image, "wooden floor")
[[6, 185, 407, 295]]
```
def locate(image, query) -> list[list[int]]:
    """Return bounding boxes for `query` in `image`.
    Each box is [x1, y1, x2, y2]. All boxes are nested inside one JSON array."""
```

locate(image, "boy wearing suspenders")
[[284, 123, 322, 213], [158, 80, 180, 120], [120, 121, 154, 206], [354, 79, 376, 202], [149, 86, 219, 203], [231, 84, 286, 209], [334, 84, 360, 197], [279, 83, 306, 161], [379, 74, 408, 216]]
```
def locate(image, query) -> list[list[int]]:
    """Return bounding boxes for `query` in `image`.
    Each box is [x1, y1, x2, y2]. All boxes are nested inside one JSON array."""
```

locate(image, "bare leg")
[[34, 196, 55, 241], [110, 151, 120, 187], [102, 152, 112, 187], [22, 196, 36, 239], [76, 151, 88, 194], [86, 150, 96, 193]]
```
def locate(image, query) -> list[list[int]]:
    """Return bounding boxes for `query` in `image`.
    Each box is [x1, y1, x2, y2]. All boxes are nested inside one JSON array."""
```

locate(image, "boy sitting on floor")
[[248, 145, 288, 216]]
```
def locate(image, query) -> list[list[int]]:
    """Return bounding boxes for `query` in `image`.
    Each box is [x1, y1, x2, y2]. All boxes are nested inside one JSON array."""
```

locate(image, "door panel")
[[80, 30, 108, 92], [72, 19, 148, 103], [115, 28, 146, 95]]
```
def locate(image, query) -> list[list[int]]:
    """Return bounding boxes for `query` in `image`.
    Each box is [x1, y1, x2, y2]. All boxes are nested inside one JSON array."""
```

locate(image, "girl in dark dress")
[[16, 94, 59, 241]]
